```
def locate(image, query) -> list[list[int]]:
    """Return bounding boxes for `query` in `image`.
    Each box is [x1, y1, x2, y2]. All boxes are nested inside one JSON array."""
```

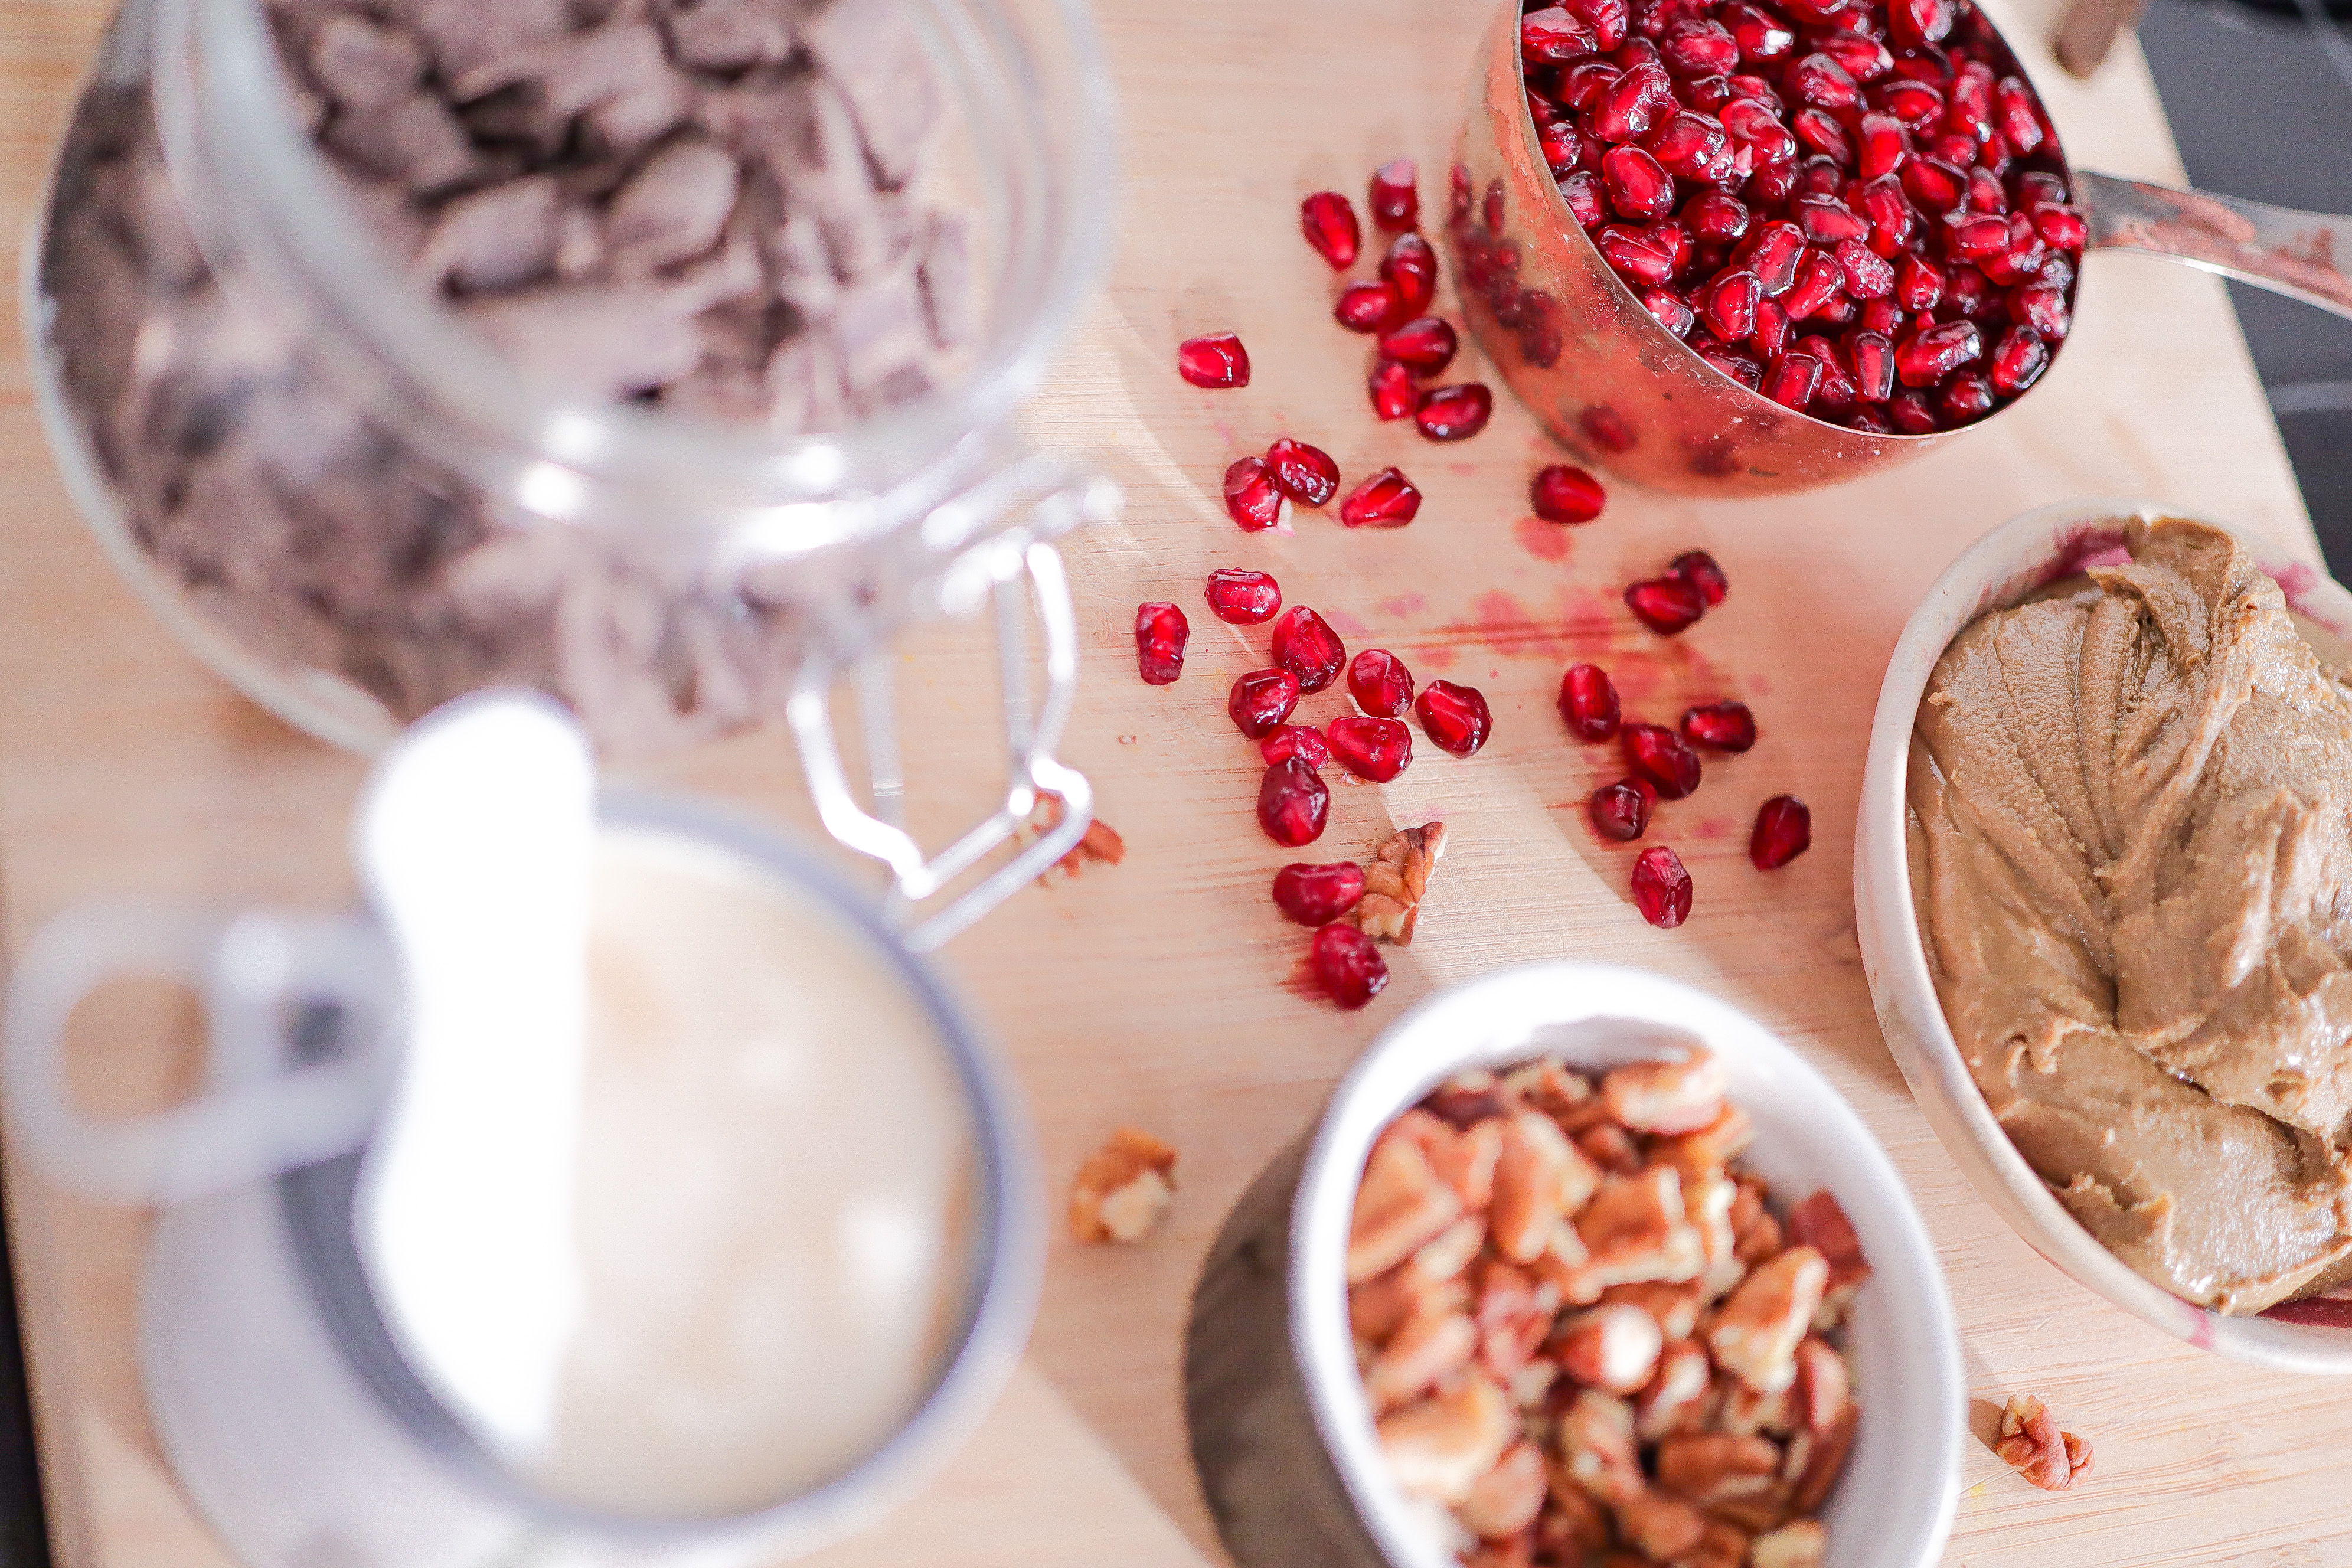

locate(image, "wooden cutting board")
[[2, 0, 2347, 1564]]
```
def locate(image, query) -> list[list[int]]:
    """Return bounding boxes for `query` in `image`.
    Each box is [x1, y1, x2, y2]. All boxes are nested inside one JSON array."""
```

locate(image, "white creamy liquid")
[[511, 827, 978, 1517]]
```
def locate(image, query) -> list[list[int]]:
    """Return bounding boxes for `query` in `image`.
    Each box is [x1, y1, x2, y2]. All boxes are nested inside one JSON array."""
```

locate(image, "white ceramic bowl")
[[1854, 498, 2352, 1374], [1290, 962, 1964, 1568]]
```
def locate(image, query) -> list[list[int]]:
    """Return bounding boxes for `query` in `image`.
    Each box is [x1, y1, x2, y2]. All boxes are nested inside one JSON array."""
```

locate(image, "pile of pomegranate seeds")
[[1509, 0, 2079, 430], [1752, 793, 1813, 867], [1625, 548, 1727, 634], [1531, 462, 1608, 523], [1176, 332, 1250, 389], [1134, 602, 1187, 685], [1205, 567, 1282, 624]]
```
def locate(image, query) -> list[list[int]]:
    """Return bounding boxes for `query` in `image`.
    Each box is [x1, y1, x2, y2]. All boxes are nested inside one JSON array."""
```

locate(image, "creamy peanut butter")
[[1908, 517, 2352, 1314]]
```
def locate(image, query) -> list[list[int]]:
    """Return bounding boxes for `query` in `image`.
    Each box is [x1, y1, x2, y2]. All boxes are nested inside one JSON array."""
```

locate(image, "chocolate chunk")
[[794, 0, 940, 188], [828, 261, 930, 403], [324, 92, 476, 195], [416, 175, 560, 292], [390, 0, 570, 83], [605, 141, 739, 273], [667, 0, 795, 71], [458, 285, 705, 397], [916, 210, 972, 351], [447, 22, 667, 117], [306, 14, 426, 116]]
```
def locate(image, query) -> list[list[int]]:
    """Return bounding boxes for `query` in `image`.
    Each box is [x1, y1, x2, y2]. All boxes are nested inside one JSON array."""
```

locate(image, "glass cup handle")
[[2, 902, 403, 1206], [789, 536, 1094, 953]]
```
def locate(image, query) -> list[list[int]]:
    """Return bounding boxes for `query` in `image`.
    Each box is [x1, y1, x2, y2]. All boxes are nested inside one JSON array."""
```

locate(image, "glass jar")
[[28, 0, 1118, 945]]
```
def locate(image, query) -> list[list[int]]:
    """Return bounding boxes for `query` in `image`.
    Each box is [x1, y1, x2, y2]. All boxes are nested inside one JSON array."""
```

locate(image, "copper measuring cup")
[[1449, 0, 2352, 496]]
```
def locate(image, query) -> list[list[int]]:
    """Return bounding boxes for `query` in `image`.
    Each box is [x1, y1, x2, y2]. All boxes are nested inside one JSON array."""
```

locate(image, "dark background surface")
[[0, 7, 2347, 1567]]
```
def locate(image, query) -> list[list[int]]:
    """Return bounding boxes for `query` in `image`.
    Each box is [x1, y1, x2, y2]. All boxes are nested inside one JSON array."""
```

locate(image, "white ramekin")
[[1854, 497, 2352, 1374], [1187, 962, 1963, 1568]]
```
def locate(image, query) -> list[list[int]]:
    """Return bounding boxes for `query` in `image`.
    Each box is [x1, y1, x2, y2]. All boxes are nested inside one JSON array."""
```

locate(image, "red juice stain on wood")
[[1692, 816, 1730, 841], [1380, 593, 1427, 618], [1514, 514, 1572, 563], [1322, 605, 1371, 637]]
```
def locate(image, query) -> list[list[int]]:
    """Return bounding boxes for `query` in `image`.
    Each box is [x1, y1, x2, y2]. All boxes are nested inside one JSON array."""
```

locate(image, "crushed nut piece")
[[1996, 1393, 2093, 1492], [1351, 1128, 1467, 1284], [1027, 792, 1125, 880], [1556, 1303, 1664, 1394], [1067, 1128, 1176, 1244], [1600, 1047, 1728, 1134], [1709, 1246, 1828, 1394], [1377, 1375, 1514, 1505], [1751, 1518, 1827, 1568], [1458, 1440, 1549, 1541], [1355, 821, 1448, 943]]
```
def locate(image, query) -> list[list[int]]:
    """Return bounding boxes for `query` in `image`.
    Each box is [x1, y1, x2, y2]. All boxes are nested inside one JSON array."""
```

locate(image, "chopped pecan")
[[1785, 1189, 1871, 1293], [1350, 1129, 1466, 1283], [1534, 1484, 1612, 1563], [1708, 1246, 1828, 1394], [1730, 1180, 1785, 1267], [1613, 1490, 1707, 1561], [1789, 1338, 1850, 1436], [1556, 1302, 1665, 1394], [1601, 1280, 1704, 1342], [1716, 1377, 1794, 1439], [1426, 1068, 1506, 1128], [1363, 1308, 1478, 1411], [1493, 1110, 1604, 1263], [1505, 1355, 1560, 1412], [1462, 1530, 1534, 1568], [1577, 1121, 1645, 1174], [1784, 1406, 1857, 1513], [1459, 1440, 1550, 1541], [1653, 1103, 1755, 1184], [1500, 1058, 1597, 1120], [1473, 1257, 1558, 1380], [1350, 1265, 1469, 1345], [1749, 1519, 1826, 1568], [1655, 1432, 1782, 1508], [1028, 792, 1125, 879], [1378, 1375, 1515, 1505], [1556, 1389, 1644, 1507], [1600, 1047, 1729, 1135], [1356, 821, 1447, 943], [1680, 1518, 1753, 1568], [1996, 1393, 2092, 1492], [1411, 1214, 1490, 1287], [1432, 1117, 1505, 1211], [1570, 1168, 1708, 1293], [1633, 1338, 1716, 1442], [1067, 1128, 1177, 1243]]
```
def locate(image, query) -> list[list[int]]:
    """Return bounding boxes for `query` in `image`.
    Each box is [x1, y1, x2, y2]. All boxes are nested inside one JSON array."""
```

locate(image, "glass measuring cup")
[[1453, 0, 2352, 495]]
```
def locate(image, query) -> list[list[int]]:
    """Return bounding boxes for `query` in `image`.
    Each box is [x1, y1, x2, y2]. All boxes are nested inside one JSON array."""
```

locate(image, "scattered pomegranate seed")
[[1265, 438, 1341, 507], [1261, 724, 1329, 770], [1378, 316, 1459, 374], [1204, 567, 1282, 624], [1223, 456, 1288, 533], [1369, 158, 1419, 232], [1531, 463, 1606, 524], [1335, 280, 1402, 333], [1340, 467, 1422, 527], [1590, 777, 1658, 841], [1667, 550, 1728, 604], [1559, 664, 1622, 741], [1682, 700, 1757, 751], [1301, 191, 1360, 269], [1625, 575, 1706, 635], [1134, 602, 1187, 685], [1750, 794, 1812, 868], [1176, 333, 1249, 389], [1415, 680, 1492, 757], [1349, 649, 1417, 718], [1989, 325, 2048, 394], [1416, 384, 1494, 441], [1382, 233, 1440, 315], [1622, 722, 1702, 797], [1229, 668, 1302, 739], [1272, 605, 1347, 692], [1631, 845, 1694, 927], [1257, 759, 1331, 847], [1368, 358, 1417, 420], [1328, 715, 1415, 781], [1311, 922, 1389, 1010], [1273, 863, 1366, 927]]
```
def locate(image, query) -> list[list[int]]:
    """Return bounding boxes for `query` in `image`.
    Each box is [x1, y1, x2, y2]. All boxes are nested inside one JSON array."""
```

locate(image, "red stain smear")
[[1514, 515, 1571, 562], [1417, 642, 1460, 671], [1321, 605, 1371, 637], [1283, 950, 1327, 1004], [1692, 816, 1730, 841], [1380, 593, 1427, 617], [1748, 672, 1775, 697]]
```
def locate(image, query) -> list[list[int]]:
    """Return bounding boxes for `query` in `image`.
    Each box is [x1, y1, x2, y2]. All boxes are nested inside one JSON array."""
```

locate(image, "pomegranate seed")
[[1601, 145, 1677, 222], [1559, 169, 1609, 230], [1204, 567, 1281, 625], [1929, 131, 1979, 169], [1531, 463, 1606, 523], [1415, 680, 1492, 757], [1668, 548, 1728, 603], [1795, 195, 1868, 246], [1631, 845, 1694, 927], [1890, 0, 1953, 47], [1792, 109, 1853, 166], [1856, 177, 1917, 253], [1942, 210, 2008, 260], [1311, 922, 1389, 1010], [1661, 18, 1740, 74], [1894, 252, 1944, 309], [1177, 332, 1250, 389], [1591, 776, 1658, 839], [1750, 794, 1812, 868], [1858, 297, 1905, 335], [1794, 156, 1845, 201], [1648, 219, 1693, 274], [1378, 315, 1459, 374], [1301, 191, 1360, 270], [1370, 158, 1419, 232], [1597, 224, 1678, 285], [1646, 110, 1727, 176], [1684, 190, 1751, 243], [1894, 319, 1981, 384], [2009, 280, 2070, 338], [1134, 602, 1187, 685], [1874, 79, 1944, 130], [1593, 60, 1675, 141], [1265, 438, 1341, 507], [1723, 2, 1795, 60], [1273, 863, 1364, 927], [1964, 165, 2007, 214], [1902, 156, 1965, 213], [1223, 456, 1289, 532], [1258, 759, 1331, 848], [1944, 70, 1991, 142], [1939, 371, 1994, 422], [1850, 330, 1896, 399], [1992, 76, 2045, 155], [1752, 296, 1792, 358], [1988, 325, 2049, 395], [1683, 71, 1737, 111], [1783, 247, 1844, 318], [1789, 52, 1861, 110], [1340, 467, 1422, 527], [1541, 120, 1591, 175], [1943, 263, 1990, 316], [1335, 280, 1402, 333], [1261, 724, 1329, 770], [1738, 220, 1805, 296], [1416, 384, 1494, 441], [1698, 344, 1763, 388], [1681, 700, 1756, 750], [1721, 99, 1798, 166], [1644, 287, 1697, 337], [2033, 204, 2087, 251], [1846, 406, 1893, 433], [1369, 358, 1416, 420], [1760, 351, 1821, 410], [1700, 269, 1760, 341], [1348, 649, 1417, 718], [1561, 58, 1622, 110], [1625, 575, 1706, 635], [1382, 233, 1440, 315], [1822, 30, 1894, 82], [1229, 669, 1302, 739], [1581, 403, 1636, 452], [1835, 237, 1895, 298], [1560, 663, 1622, 741], [1272, 606, 1346, 693], [1523, 5, 1601, 62], [1328, 714, 1414, 781], [1889, 387, 1938, 432], [1565, 0, 1631, 51]]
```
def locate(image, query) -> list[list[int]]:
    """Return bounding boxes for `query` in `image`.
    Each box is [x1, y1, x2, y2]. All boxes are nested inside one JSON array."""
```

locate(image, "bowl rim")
[[1283, 961, 1965, 1568], [1853, 496, 2352, 1373]]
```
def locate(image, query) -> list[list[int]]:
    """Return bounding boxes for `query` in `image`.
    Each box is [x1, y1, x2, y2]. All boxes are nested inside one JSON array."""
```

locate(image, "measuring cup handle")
[[2079, 169, 2352, 322], [4, 902, 402, 1206]]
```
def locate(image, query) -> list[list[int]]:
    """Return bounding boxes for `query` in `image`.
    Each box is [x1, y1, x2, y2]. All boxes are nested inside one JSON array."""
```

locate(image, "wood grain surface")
[[2, 0, 2348, 1564]]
